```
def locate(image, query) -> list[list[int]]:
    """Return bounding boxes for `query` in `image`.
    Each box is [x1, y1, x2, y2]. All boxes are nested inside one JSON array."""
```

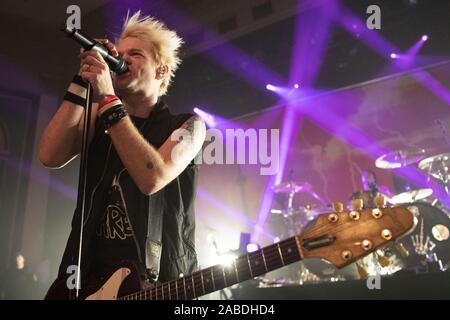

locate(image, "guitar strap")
[[141, 108, 193, 282], [145, 189, 164, 281]]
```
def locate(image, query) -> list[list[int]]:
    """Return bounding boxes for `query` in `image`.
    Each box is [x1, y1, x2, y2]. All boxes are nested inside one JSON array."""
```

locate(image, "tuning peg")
[[361, 239, 373, 251], [328, 213, 339, 222], [356, 263, 369, 279], [381, 229, 392, 240], [376, 253, 390, 267], [375, 195, 386, 208], [352, 198, 363, 211], [341, 250, 353, 261], [349, 210, 360, 220], [372, 208, 383, 219], [332, 202, 344, 213]]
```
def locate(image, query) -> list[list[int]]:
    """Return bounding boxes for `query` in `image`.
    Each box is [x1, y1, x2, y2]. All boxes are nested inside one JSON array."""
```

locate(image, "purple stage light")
[[403, 36, 428, 60], [265, 84, 293, 98], [289, 0, 335, 88], [390, 53, 397, 59], [294, 83, 300, 89], [246, 243, 259, 253], [413, 67, 450, 106], [335, 6, 450, 104], [197, 188, 276, 241], [193, 107, 217, 128]]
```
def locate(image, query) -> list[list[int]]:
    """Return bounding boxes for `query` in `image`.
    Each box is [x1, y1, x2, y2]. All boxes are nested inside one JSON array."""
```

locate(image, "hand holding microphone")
[[61, 25, 128, 74], [61, 25, 127, 100]]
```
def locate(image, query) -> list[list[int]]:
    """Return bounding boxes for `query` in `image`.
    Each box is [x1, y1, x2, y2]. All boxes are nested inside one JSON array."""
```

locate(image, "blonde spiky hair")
[[120, 11, 183, 96]]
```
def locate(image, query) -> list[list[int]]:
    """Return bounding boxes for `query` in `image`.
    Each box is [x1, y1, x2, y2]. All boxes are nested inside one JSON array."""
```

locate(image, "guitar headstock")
[[298, 196, 415, 269]]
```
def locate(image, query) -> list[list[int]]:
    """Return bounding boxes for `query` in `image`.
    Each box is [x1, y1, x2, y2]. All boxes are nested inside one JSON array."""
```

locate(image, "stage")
[[229, 271, 450, 300], [1, 0, 450, 300]]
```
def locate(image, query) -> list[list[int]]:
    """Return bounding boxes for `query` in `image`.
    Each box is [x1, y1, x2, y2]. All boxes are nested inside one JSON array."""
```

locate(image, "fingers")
[[95, 38, 119, 57], [83, 54, 106, 69], [80, 64, 98, 73], [79, 64, 95, 79], [80, 51, 109, 75], [78, 38, 118, 59], [79, 49, 112, 83], [80, 49, 104, 61], [77, 38, 117, 79]]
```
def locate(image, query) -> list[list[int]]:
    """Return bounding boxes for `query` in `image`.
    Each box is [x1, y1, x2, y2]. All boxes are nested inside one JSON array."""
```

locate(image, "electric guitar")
[[48, 201, 415, 300]]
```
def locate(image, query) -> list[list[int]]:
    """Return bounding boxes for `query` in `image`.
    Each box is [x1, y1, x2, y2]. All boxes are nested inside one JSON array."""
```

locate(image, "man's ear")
[[156, 65, 168, 80]]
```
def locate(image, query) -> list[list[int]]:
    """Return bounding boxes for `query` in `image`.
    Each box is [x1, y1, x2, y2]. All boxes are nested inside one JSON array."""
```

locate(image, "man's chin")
[[114, 84, 133, 97], [114, 78, 133, 92], [114, 72, 132, 84]]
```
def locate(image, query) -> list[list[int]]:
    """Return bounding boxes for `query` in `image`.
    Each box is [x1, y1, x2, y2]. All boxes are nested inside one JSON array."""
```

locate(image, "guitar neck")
[[118, 203, 413, 300], [121, 236, 303, 300]]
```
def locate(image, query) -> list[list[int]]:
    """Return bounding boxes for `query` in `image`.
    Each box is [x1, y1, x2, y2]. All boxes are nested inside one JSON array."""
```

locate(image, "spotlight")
[[266, 84, 274, 91], [193, 107, 217, 128], [218, 252, 237, 267], [294, 83, 299, 89], [390, 53, 397, 59], [421, 35, 428, 41], [273, 237, 280, 243], [246, 243, 259, 253]]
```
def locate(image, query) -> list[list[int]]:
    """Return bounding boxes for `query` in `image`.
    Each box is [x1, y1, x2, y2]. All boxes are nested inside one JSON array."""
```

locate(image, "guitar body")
[[45, 261, 147, 300]]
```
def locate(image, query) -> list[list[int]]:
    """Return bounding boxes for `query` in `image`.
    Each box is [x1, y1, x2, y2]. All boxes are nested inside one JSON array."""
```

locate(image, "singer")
[[39, 11, 206, 299]]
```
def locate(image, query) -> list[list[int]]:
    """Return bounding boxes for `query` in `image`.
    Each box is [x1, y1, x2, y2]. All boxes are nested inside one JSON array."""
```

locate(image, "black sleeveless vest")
[[57, 100, 199, 283]]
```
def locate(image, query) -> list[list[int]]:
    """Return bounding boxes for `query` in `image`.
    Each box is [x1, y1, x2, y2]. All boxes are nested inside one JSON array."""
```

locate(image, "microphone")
[[61, 25, 128, 75]]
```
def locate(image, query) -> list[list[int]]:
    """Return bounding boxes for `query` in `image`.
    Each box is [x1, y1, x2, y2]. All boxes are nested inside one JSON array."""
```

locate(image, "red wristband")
[[98, 95, 119, 111]]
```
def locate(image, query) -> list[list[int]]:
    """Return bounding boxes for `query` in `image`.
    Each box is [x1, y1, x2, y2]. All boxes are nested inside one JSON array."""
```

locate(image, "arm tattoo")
[[184, 116, 200, 135], [146, 161, 154, 170]]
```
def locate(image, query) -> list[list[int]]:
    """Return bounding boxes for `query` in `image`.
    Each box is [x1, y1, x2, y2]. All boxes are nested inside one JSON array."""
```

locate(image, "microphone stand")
[[74, 83, 93, 299], [60, 25, 127, 298]]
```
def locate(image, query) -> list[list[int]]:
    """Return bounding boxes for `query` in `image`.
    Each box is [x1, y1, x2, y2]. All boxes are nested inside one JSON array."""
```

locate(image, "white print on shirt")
[[96, 171, 134, 241]]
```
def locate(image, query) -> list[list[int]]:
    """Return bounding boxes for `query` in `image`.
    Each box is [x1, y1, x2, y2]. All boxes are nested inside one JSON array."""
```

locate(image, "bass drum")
[[391, 202, 450, 273]]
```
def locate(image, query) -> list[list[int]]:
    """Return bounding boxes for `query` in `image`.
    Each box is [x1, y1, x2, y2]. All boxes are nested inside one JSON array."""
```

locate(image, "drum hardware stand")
[[435, 119, 450, 195], [427, 252, 446, 272], [434, 119, 450, 149]]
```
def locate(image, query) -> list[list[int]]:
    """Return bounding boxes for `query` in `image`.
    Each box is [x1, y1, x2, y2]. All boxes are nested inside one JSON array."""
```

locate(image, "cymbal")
[[375, 149, 427, 169], [271, 181, 310, 194], [271, 205, 329, 217], [389, 188, 433, 204], [270, 208, 304, 218], [418, 153, 450, 182]]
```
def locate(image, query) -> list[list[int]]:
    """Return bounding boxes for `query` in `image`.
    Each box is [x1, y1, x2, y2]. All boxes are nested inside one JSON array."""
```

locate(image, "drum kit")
[[266, 149, 450, 285]]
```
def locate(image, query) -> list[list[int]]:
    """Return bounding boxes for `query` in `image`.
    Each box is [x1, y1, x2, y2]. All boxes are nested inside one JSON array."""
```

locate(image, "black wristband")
[[63, 91, 86, 106], [63, 74, 88, 107], [72, 74, 88, 88], [100, 104, 128, 129]]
